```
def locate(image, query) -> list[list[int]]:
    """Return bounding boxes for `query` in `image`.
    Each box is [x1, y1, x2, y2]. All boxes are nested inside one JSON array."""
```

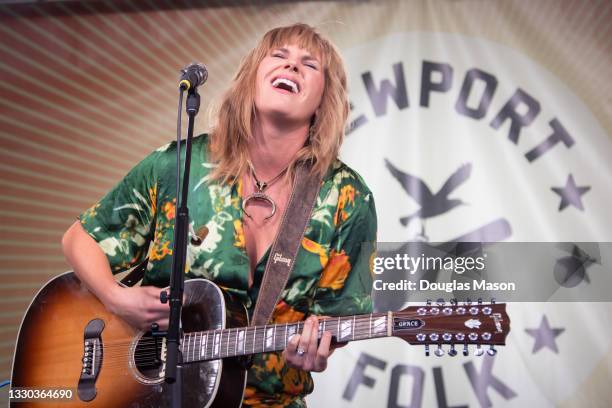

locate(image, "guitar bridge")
[[78, 319, 105, 402]]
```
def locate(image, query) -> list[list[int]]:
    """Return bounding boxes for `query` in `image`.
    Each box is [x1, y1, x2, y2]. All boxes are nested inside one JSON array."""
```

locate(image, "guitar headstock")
[[392, 299, 510, 357]]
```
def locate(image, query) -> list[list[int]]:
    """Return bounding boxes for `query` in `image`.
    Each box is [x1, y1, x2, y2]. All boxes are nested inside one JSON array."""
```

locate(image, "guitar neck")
[[181, 312, 391, 363]]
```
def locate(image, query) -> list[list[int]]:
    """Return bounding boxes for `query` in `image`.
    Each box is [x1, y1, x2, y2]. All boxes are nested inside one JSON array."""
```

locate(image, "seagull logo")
[[385, 159, 472, 239]]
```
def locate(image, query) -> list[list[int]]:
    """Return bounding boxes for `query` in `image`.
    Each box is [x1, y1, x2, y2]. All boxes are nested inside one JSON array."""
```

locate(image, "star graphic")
[[551, 174, 590, 211], [525, 315, 565, 354]]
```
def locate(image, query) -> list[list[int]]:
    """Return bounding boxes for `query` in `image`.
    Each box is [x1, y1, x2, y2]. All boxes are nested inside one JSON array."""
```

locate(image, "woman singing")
[[63, 23, 377, 407]]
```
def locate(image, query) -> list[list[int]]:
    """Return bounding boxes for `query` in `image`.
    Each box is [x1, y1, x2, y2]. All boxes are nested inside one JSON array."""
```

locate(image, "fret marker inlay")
[[238, 330, 245, 352], [373, 317, 386, 334], [287, 324, 297, 339], [214, 332, 220, 356], [265, 327, 274, 349], [340, 320, 353, 340]]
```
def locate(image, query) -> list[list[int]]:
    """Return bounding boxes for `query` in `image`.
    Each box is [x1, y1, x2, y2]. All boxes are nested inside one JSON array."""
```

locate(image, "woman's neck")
[[248, 116, 309, 180]]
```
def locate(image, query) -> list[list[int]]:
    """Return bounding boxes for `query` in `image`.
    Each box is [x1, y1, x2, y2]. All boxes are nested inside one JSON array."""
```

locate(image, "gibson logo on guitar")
[[273, 252, 291, 267]]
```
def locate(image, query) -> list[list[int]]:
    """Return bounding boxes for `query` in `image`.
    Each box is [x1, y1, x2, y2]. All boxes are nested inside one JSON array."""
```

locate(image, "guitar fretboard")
[[180, 313, 390, 363]]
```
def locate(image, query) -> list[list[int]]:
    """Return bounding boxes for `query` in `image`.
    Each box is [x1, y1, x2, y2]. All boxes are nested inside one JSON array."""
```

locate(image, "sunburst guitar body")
[[11, 272, 510, 407]]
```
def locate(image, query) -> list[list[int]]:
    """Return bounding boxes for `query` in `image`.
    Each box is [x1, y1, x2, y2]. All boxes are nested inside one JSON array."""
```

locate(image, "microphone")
[[179, 63, 208, 91]]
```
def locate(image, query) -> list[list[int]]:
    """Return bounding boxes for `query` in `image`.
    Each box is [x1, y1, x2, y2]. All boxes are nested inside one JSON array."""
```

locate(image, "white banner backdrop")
[[310, 31, 612, 407]]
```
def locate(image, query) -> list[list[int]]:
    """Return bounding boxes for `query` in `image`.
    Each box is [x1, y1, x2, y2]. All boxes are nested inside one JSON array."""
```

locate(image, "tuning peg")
[[463, 343, 469, 356], [477, 298, 483, 304], [487, 345, 497, 356], [450, 298, 458, 306], [490, 298, 496, 304], [435, 344, 444, 357], [424, 344, 430, 357], [475, 344, 484, 356], [465, 298, 472, 305], [448, 344, 457, 357], [436, 298, 445, 306], [426, 299, 432, 306]]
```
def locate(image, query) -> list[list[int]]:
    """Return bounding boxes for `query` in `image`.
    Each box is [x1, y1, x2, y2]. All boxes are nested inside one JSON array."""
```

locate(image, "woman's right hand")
[[62, 221, 170, 331], [103, 285, 171, 331]]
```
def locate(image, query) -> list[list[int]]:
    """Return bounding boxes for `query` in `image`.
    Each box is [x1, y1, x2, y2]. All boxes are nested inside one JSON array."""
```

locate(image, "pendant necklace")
[[242, 164, 289, 220]]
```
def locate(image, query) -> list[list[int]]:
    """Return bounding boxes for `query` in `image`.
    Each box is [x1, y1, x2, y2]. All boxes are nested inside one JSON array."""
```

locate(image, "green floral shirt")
[[79, 134, 377, 407]]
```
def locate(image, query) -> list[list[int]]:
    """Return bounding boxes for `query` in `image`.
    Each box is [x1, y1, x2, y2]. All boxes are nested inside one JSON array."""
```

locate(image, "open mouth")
[[271, 77, 299, 94]]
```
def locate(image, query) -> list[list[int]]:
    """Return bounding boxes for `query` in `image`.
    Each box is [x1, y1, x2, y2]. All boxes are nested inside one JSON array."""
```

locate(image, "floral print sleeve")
[[78, 150, 160, 273], [310, 178, 377, 317]]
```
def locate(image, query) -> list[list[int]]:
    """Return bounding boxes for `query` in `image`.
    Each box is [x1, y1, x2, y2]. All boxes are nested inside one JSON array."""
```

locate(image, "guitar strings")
[[71, 309, 493, 372], [42, 310, 459, 371], [98, 317, 380, 353], [92, 312, 395, 349], [96, 318, 387, 369], [95, 310, 465, 370], [91, 318, 378, 357]]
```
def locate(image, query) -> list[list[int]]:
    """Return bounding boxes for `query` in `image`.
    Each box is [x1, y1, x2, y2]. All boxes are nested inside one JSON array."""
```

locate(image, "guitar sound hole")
[[132, 332, 165, 383]]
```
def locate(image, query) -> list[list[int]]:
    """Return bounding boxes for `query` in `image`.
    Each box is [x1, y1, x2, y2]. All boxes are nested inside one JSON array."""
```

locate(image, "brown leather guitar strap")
[[250, 161, 322, 327]]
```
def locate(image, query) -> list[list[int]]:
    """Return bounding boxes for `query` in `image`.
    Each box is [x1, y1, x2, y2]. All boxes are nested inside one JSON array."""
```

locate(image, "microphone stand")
[[161, 85, 201, 407]]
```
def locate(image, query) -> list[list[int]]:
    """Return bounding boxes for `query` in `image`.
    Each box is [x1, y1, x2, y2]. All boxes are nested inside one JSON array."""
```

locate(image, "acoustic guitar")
[[10, 272, 510, 407]]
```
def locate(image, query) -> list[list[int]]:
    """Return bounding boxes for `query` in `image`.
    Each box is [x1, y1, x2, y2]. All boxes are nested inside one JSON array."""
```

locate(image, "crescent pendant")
[[242, 192, 276, 220]]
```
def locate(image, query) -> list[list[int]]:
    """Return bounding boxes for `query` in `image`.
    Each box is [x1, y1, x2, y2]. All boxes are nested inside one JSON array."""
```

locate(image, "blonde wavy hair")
[[209, 23, 349, 183]]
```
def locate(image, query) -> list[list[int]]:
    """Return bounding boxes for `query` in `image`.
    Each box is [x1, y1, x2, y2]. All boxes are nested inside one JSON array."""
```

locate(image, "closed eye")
[[303, 57, 320, 70], [271, 48, 287, 58]]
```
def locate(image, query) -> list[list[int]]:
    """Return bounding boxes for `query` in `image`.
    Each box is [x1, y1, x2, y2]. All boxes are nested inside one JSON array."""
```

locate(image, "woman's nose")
[[284, 61, 299, 72]]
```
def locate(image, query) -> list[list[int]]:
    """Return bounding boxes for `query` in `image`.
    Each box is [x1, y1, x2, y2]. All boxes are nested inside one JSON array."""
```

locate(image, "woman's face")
[[254, 43, 325, 127]]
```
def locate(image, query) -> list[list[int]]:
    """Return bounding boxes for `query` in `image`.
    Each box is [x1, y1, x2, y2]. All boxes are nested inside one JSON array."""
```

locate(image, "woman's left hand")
[[283, 315, 338, 372]]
